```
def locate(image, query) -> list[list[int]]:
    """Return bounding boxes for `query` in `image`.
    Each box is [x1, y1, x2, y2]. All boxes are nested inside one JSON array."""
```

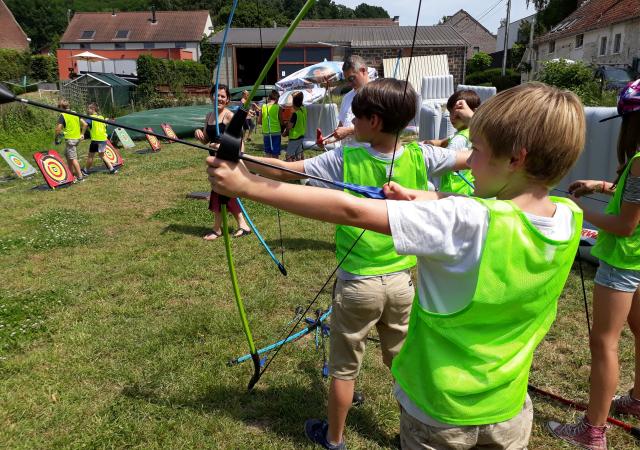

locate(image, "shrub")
[[30, 55, 58, 82], [0, 49, 30, 82], [537, 59, 593, 90], [467, 52, 492, 74], [465, 68, 520, 91]]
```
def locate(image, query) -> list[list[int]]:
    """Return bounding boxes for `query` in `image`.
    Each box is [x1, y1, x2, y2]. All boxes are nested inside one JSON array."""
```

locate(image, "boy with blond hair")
[[235, 78, 470, 449], [55, 99, 87, 181], [207, 82, 586, 448]]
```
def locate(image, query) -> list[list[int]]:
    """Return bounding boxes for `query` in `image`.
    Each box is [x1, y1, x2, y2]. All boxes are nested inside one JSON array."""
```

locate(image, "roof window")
[[115, 30, 130, 39], [80, 30, 95, 40]]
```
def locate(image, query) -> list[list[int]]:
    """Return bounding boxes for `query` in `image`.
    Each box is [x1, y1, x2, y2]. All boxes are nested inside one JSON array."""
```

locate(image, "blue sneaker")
[[304, 419, 346, 450]]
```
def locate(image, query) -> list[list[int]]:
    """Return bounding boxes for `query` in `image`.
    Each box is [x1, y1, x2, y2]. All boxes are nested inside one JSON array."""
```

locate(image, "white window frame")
[[613, 33, 622, 54], [599, 36, 608, 56], [575, 34, 584, 49]]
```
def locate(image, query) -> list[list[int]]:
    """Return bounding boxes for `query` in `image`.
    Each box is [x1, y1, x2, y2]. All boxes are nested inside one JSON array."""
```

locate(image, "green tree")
[[354, 4, 389, 19], [467, 52, 492, 74]]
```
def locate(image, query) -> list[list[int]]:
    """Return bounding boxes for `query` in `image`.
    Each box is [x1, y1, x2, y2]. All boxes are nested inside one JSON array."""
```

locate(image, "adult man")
[[334, 55, 370, 145]]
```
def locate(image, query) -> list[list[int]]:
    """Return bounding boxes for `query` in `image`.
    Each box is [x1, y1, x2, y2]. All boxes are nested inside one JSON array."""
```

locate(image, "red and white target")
[[104, 140, 124, 168], [144, 127, 161, 152], [33, 150, 74, 189], [161, 123, 178, 143]]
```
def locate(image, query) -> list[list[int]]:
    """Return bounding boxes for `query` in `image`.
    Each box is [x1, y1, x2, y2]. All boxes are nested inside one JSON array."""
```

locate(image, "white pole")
[[501, 0, 512, 76]]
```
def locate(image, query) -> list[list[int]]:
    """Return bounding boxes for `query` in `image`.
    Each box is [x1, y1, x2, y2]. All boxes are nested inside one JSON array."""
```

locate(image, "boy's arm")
[[208, 157, 392, 234], [452, 150, 472, 171], [243, 155, 306, 181]]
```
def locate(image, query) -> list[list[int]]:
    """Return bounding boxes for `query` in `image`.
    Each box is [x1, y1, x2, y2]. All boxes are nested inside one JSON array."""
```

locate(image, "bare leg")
[[586, 284, 635, 425], [85, 153, 95, 171], [100, 153, 114, 171], [627, 289, 640, 399], [232, 211, 250, 236], [326, 377, 354, 445], [68, 158, 83, 178], [204, 213, 223, 240]]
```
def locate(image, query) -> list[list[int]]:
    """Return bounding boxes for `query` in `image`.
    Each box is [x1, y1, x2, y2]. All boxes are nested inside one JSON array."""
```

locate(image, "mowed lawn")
[[0, 132, 639, 449]]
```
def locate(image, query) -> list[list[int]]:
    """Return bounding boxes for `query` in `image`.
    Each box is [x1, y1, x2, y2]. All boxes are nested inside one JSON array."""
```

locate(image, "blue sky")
[[334, 1, 536, 34]]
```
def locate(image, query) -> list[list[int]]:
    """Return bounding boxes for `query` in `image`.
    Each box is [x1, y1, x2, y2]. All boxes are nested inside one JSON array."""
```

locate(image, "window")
[[599, 36, 608, 55], [613, 33, 622, 54], [305, 47, 331, 62], [79, 43, 91, 49], [144, 42, 155, 49], [549, 40, 555, 53], [115, 30, 130, 39], [575, 34, 583, 49], [175, 42, 187, 49], [80, 30, 95, 40], [277, 47, 334, 81], [280, 48, 305, 62], [473, 46, 480, 55], [114, 42, 125, 49]]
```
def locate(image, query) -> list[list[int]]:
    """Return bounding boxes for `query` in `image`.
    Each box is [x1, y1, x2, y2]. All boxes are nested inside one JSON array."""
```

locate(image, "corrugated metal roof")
[[210, 26, 467, 48], [61, 11, 211, 44]]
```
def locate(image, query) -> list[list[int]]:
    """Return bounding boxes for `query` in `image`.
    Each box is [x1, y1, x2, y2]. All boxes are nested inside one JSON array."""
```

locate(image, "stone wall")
[[351, 46, 467, 86]]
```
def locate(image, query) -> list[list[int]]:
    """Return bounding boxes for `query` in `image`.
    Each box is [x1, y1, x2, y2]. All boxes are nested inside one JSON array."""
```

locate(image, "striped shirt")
[[623, 175, 640, 204]]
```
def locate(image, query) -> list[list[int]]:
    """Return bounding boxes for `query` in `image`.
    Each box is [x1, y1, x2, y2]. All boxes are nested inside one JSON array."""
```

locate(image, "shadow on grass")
[[121, 360, 395, 448], [161, 223, 212, 237]]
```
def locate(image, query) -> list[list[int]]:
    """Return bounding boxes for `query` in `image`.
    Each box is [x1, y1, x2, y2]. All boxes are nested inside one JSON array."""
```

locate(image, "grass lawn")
[[0, 128, 639, 449]]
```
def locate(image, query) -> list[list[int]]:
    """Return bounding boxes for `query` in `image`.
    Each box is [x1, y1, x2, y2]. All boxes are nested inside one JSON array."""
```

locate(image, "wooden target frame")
[[113, 127, 135, 148], [161, 123, 178, 143], [1, 148, 36, 178], [143, 127, 161, 152], [33, 150, 75, 189], [104, 140, 124, 168]]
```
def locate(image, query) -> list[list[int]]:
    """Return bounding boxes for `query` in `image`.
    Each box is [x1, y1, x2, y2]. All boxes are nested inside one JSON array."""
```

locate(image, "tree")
[[354, 4, 389, 19], [467, 52, 492, 74]]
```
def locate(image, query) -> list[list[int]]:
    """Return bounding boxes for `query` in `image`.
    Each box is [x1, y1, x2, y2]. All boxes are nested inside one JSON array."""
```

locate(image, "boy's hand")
[[333, 126, 353, 141], [383, 182, 415, 201], [208, 142, 220, 150], [207, 156, 250, 198], [568, 179, 600, 197]]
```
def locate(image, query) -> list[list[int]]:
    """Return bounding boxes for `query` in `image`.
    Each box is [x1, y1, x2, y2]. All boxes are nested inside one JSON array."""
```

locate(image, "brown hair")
[[447, 90, 481, 112], [613, 113, 640, 186], [268, 89, 279, 102], [87, 102, 99, 113], [210, 84, 230, 102], [58, 99, 70, 110], [470, 82, 585, 186], [292, 91, 304, 108], [351, 78, 417, 134]]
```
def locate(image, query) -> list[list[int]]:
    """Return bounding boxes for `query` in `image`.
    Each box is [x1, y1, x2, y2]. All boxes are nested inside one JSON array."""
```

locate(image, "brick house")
[[0, 0, 29, 51], [534, 0, 640, 72], [442, 9, 497, 58], [57, 9, 212, 80], [209, 22, 468, 88]]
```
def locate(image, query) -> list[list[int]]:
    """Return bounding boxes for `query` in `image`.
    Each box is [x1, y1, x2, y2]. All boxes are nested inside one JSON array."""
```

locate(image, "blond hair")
[[470, 82, 585, 186]]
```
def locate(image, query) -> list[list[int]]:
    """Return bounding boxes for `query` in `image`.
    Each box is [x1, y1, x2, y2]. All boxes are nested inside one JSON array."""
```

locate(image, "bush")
[[537, 59, 593, 90], [0, 49, 30, 82], [465, 68, 520, 91], [467, 52, 492, 74], [30, 55, 58, 82]]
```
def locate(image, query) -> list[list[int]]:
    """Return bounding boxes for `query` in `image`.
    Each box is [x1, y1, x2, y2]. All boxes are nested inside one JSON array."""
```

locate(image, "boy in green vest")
[[207, 82, 586, 449], [81, 103, 118, 176], [55, 99, 87, 181], [283, 91, 306, 162], [211, 78, 471, 449], [259, 90, 282, 158], [425, 90, 481, 195]]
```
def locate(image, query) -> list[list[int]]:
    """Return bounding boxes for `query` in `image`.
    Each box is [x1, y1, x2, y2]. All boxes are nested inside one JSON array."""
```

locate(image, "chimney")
[[273, 20, 277, 28], [149, 5, 157, 24], [392, 16, 400, 23]]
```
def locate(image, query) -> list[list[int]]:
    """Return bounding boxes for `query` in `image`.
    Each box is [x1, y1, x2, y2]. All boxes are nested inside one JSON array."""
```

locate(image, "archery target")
[[144, 127, 161, 152], [104, 141, 124, 167], [161, 123, 178, 143], [33, 150, 74, 188], [0, 148, 36, 178]]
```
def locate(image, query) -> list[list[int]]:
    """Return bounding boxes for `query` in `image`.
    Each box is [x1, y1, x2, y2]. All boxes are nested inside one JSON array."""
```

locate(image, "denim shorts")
[[594, 261, 640, 293]]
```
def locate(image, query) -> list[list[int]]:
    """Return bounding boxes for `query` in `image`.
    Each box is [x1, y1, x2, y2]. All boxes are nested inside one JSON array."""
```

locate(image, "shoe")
[[73, 176, 85, 183], [81, 168, 89, 177], [203, 230, 222, 241], [233, 228, 251, 238], [304, 419, 346, 450], [352, 391, 365, 407], [110, 168, 119, 175], [612, 390, 640, 417], [547, 416, 607, 450]]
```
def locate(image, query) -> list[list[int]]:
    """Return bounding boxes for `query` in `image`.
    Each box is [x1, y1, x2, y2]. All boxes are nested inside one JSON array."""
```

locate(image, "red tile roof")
[[60, 10, 211, 44], [0, 0, 29, 51], [537, 0, 640, 43]]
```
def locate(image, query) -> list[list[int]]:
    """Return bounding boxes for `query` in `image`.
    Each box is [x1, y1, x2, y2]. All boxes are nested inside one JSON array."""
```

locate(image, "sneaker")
[[547, 416, 607, 450], [304, 419, 346, 450], [352, 391, 365, 407], [109, 168, 119, 175], [73, 176, 85, 184], [81, 168, 89, 177], [612, 390, 640, 417]]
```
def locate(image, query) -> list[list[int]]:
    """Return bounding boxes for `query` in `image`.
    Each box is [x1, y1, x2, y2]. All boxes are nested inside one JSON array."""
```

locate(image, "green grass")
[[0, 130, 639, 449]]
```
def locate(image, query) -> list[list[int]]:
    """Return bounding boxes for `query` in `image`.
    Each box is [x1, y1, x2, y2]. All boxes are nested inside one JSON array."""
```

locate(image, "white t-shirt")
[[338, 89, 358, 146], [386, 196, 575, 426]]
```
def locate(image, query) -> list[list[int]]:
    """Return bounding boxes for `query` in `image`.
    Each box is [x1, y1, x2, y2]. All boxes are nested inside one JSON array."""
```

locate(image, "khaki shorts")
[[65, 139, 81, 160], [329, 271, 414, 380], [400, 395, 534, 450]]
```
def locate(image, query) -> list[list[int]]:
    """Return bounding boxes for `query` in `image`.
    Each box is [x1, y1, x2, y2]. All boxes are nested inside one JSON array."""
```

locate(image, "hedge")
[[137, 55, 210, 96], [465, 68, 520, 91]]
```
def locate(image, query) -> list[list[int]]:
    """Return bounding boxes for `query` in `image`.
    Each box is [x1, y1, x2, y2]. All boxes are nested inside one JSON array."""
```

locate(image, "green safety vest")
[[89, 114, 108, 142], [392, 197, 582, 425], [289, 107, 307, 140], [591, 151, 640, 270], [62, 112, 82, 140], [262, 103, 281, 134], [336, 142, 428, 275], [439, 128, 474, 195]]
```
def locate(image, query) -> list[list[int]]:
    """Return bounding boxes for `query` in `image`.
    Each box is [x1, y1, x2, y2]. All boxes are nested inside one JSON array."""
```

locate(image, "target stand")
[[33, 149, 75, 189], [144, 127, 161, 153], [161, 123, 178, 144], [1, 148, 36, 178], [104, 140, 124, 169], [112, 128, 135, 148]]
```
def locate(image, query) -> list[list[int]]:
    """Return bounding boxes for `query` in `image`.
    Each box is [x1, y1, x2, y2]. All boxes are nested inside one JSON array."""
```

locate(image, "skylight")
[[80, 30, 95, 39], [115, 30, 130, 39]]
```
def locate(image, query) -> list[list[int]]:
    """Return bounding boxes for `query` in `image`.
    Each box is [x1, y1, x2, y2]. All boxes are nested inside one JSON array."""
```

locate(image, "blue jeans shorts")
[[594, 261, 640, 293], [263, 134, 281, 156]]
